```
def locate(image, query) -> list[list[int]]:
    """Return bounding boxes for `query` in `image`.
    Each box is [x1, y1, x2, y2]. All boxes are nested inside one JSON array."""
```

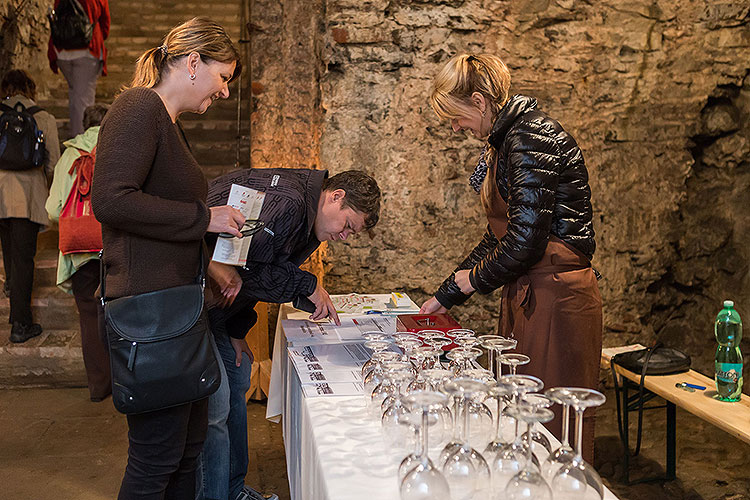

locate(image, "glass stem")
[[494, 396, 503, 443], [420, 409, 429, 461], [574, 407, 584, 461], [462, 396, 471, 446], [561, 403, 570, 447], [414, 420, 423, 457], [453, 396, 463, 441], [488, 349, 494, 377], [495, 352, 502, 378], [524, 421, 534, 471]]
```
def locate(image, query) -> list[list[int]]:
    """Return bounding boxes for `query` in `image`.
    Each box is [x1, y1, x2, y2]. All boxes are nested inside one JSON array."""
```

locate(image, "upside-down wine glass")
[[399, 390, 452, 500], [489, 337, 518, 378], [542, 387, 577, 483], [442, 378, 491, 500], [550, 388, 606, 500], [498, 353, 530, 376], [520, 393, 554, 459], [503, 405, 555, 500]]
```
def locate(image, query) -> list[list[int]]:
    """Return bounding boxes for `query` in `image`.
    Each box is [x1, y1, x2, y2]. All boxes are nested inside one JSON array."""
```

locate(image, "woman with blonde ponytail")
[[421, 53, 602, 462], [91, 17, 244, 500]]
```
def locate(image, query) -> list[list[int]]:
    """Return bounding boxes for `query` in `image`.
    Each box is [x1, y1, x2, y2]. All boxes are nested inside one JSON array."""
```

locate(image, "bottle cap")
[[724, 300, 734, 308]]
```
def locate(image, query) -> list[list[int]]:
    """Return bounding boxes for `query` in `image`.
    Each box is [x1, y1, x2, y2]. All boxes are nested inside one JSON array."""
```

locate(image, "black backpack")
[[0, 102, 47, 171], [49, 0, 94, 50]]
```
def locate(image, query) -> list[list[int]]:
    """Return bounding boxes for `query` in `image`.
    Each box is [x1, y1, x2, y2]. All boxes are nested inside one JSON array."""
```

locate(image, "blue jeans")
[[197, 330, 252, 500]]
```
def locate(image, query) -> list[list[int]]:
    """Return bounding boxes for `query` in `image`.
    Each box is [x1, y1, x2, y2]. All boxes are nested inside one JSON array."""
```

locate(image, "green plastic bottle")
[[714, 300, 743, 402]]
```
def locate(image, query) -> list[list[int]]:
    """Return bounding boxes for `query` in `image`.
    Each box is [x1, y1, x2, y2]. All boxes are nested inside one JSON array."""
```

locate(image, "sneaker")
[[236, 485, 279, 500], [10, 322, 42, 343]]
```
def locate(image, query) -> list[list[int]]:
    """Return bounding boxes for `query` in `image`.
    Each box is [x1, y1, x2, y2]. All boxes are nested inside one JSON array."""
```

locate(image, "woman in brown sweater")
[[91, 18, 244, 500]]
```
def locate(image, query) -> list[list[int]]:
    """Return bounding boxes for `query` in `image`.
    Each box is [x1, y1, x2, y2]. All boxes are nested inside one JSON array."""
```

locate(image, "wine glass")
[[478, 334, 503, 373], [382, 367, 416, 453], [484, 381, 523, 496], [362, 338, 394, 378], [364, 351, 401, 403], [421, 368, 454, 448], [447, 328, 475, 338], [498, 353, 530, 375], [442, 378, 491, 500], [550, 388, 606, 500], [543, 387, 577, 482], [397, 409, 439, 482], [503, 405, 555, 500], [400, 390, 452, 500], [461, 368, 495, 450], [488, 337, 518, 378], [499, 375, 544, 473], [520, 393, 554, 459]]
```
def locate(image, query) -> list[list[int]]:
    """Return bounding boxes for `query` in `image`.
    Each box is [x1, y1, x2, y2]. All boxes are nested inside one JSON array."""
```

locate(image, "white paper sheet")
[[300, 381, 364, 397], [281, 316, 396, 345], [211, 184, 265, 266], [298, 369, 362, 384], [288, 343, 374, 372]]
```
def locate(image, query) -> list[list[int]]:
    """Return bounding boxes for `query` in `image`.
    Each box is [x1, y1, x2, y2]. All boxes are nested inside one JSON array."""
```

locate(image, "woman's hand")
[[307, 282, 340, 325], [229, 337, 254, 367], [208, 205, 245, 237], [454, 270, 476, 294], [207, 261, 242, 308], [419, 296, 448, 314]]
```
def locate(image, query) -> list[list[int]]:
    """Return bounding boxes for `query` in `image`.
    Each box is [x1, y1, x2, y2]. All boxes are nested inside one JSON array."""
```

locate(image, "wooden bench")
[[602, 346, 750, 483]]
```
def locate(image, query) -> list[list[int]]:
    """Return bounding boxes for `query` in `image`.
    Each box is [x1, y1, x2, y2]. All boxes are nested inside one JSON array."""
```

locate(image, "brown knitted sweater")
[[91, 87, 210, 298]]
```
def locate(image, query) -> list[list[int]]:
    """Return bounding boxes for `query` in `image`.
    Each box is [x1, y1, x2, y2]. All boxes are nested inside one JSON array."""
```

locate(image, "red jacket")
[[47, 0, 110, 76]]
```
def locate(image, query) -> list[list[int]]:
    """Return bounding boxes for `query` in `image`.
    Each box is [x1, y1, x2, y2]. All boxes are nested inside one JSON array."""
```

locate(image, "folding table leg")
[[666, 401, 676, 480], [622, 377, 630, 484]]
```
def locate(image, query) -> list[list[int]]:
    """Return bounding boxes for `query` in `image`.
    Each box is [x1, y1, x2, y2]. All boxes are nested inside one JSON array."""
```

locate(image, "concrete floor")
[[1, 386, 748, 500]]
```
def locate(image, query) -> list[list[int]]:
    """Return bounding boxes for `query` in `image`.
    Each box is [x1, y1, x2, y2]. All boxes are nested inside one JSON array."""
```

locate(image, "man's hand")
[[207, 261, 242, 308], [229, 337, 254, 368], [454, 269, 475, 294], [419, 296, 448, 314], [307, 282, 340, 325]]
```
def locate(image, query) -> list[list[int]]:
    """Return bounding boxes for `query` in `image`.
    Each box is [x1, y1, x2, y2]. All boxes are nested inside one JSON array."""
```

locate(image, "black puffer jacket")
[[435, 95, 595, 309]]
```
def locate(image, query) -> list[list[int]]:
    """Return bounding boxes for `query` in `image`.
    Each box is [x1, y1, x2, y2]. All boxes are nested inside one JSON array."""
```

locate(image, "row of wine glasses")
[[359, 329, 606, 500]]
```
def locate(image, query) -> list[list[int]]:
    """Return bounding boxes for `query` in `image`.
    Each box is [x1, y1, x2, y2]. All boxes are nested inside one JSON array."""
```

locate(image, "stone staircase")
[[0, 0, 249, 387]]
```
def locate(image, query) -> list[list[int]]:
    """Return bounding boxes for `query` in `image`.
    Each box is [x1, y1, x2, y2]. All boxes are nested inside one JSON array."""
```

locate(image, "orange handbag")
[[58, 147, 102, 255]]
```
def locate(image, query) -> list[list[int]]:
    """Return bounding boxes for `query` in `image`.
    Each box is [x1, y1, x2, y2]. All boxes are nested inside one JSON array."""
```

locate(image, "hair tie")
[[159, 45, 168, 56]]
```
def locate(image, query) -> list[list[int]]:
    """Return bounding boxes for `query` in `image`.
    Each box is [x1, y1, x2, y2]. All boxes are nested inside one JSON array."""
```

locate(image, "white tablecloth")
[[266, 304, 620, 500]]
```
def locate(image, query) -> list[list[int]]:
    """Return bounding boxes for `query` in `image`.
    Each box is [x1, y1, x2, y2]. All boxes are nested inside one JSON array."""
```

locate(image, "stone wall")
[[250, 0, 750, 377], [1, 0, 56, 94], [3, 0, 749, 380]]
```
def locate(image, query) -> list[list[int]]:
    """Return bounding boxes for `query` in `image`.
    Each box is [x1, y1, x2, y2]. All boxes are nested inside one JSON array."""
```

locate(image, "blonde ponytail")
[[429, 54, 511, 122], [123, 17, 241, 91]]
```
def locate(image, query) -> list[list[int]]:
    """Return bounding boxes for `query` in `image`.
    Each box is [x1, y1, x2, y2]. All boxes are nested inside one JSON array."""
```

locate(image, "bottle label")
[[716, 363, 742, 384]]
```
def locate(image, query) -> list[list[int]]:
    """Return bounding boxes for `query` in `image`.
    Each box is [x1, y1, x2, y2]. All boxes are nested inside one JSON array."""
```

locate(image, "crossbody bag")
[[100, 247, 221, 414]]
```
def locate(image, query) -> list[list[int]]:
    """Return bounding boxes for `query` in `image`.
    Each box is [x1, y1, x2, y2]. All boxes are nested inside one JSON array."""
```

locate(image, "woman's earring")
[[189, 73, 196, 85]]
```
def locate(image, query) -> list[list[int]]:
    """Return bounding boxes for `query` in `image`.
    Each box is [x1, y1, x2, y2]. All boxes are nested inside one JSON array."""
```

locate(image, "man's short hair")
[[83, 103, 110, 130], [322, 170, 381, 230]]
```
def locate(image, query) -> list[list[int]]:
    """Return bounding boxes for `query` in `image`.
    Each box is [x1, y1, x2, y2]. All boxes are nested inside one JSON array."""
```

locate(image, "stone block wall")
[[250, 0, 750, 377], [3, 0, 749, 380]]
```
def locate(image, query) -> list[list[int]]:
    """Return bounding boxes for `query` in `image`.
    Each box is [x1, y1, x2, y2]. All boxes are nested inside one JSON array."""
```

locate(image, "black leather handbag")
[[611, 342, 691, 455], [101, 251, 221, 415]]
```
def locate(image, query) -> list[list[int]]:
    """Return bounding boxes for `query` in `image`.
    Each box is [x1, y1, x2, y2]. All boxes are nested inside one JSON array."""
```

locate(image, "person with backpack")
[[0, 69, 60, 343], [45, 103, 111, 402], [47, 0, 110, 138]]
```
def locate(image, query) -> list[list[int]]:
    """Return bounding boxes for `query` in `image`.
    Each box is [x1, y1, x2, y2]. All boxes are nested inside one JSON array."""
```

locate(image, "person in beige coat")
[[0, 69, 60, 343]]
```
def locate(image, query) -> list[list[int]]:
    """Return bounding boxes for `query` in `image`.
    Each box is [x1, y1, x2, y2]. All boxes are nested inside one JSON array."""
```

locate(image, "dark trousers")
[[118, 398, 209, 500], [0, 218, 40, 325], [71, 259, 111, 399]]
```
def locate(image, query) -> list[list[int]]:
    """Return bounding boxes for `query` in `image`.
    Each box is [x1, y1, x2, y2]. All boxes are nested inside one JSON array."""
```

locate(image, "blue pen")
[[365, 310, 384, 315], [684, 383, 706, 390]]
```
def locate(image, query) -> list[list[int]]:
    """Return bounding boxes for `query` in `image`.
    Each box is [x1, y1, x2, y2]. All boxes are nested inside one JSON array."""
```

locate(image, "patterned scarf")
[[469, 145, 489, 194]]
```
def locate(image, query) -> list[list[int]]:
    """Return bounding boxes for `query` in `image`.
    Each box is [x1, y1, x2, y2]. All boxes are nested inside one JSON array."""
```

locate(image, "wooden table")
[[602, 347, 750, 482]]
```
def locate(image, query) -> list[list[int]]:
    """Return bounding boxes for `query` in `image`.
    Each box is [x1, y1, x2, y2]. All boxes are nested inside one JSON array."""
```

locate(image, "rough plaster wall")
[[311, 0, 750, 377]]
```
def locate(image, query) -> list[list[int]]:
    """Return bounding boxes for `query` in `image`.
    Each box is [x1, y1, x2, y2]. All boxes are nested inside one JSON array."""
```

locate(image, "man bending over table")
[[197, 168, 381, 500]]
